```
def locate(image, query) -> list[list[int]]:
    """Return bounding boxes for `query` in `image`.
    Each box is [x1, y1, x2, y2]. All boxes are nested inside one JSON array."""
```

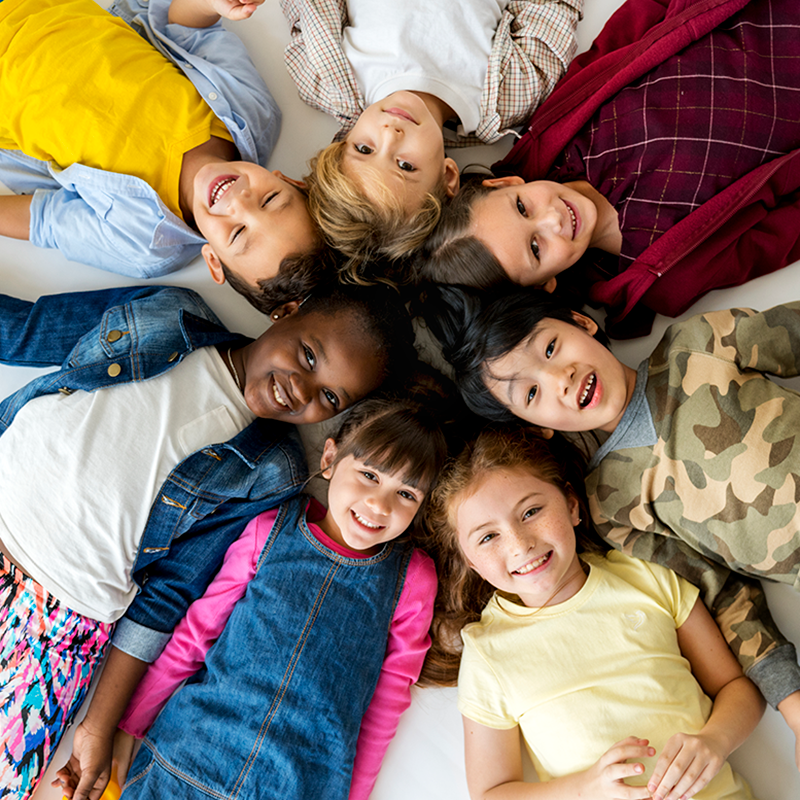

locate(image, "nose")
[[226, 181, 254, 214], [533, 203, 561, 233], [507, 527, 531, 557], [364, 488, 392, 517], [290, 373, 313, 407], [548, 361, 575, 397]]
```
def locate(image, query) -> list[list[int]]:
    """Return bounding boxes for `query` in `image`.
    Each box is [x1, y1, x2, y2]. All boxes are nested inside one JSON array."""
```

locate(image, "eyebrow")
[[466, 490, 546, 539]]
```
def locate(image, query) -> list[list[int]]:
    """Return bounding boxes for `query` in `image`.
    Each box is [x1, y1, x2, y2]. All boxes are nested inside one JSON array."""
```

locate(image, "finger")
[[664, 762, 714, 800], [649, 742, 681, 794], [73, 770, 107, 800], [603, 741, 655, 767]]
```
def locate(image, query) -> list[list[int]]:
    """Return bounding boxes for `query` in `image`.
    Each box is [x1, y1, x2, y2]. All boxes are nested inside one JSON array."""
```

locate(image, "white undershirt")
[[0, 347, 256, 623], [343, 0, 510, 134]]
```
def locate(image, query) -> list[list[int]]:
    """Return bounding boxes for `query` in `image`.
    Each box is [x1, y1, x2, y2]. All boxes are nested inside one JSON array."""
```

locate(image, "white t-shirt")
[[343, 0, 510, 134], [0, 347, 255, 623], [458, 552, 754, 799]]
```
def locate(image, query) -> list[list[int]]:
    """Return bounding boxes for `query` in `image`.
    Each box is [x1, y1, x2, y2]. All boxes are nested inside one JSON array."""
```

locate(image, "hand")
[[647, 732, 726, 800], [52, 719, 113, 800], [778, 690, 800, 772], [582, 736, 655, 799], [209, 0, 264, 21], [112, 729, 137, 787]]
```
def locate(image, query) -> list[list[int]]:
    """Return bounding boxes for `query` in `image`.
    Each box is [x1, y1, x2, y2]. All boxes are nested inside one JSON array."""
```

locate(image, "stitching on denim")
[[143, 740, 231, 799]]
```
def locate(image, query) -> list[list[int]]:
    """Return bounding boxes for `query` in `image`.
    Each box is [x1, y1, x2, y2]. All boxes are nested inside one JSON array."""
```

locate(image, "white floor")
[[1, 0, 797, 797]]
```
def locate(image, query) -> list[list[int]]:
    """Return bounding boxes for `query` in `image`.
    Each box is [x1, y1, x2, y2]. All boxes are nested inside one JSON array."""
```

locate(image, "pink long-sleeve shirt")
[[120, 499, 437, 799]]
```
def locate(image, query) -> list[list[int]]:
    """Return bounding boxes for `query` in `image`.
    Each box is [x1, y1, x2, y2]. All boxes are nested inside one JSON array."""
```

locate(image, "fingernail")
[[635, 764, 643, 773], [648, 747, 655, 756]]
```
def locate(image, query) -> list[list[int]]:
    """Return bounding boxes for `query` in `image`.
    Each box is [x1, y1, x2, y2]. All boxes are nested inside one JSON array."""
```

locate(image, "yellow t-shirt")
[[0, 0, 231, 219], [458, 551, 755, 800]]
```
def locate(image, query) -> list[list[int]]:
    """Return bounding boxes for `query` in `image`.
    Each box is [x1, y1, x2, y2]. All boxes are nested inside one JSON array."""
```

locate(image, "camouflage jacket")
[[587, 303, 800, 706]]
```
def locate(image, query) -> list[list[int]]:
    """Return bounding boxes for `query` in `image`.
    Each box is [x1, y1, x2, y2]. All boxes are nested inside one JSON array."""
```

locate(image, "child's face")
[[342, 92, 459, 214], [321, 441, 424, 554], [469, 177, 600, 287], [485, 312, 635, 434], [455, 466, 584, 608], [193, 163, 320, 288], [237, 305, 384, 424]]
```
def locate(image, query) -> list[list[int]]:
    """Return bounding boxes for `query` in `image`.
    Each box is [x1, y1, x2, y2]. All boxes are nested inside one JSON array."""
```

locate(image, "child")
[[63, 394, 448, 800], [0, 280, 417, 800], [423, 284, 800, 763], [417, 0, 800, 338], [427, 425, 764, 800], [0, 0, 323, 312], [281, 0, 583, 276]]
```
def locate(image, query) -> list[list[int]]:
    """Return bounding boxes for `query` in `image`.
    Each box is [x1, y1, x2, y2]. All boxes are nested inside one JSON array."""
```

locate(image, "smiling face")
[[469, 177, 605, 287], [484, 312, 637, 434], [455, 466, 584, 608], [342, 91, 459, 214], [234, 306, 384, 425], [193, 163, 320, 288], [320, 442, 424, 554]]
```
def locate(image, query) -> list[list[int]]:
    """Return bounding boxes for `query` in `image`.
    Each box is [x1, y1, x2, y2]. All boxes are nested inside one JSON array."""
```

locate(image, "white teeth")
[[580, 374, 595, 406], [211, 178, 236, 206], [272, 383, 288, 407], [567, 204, 576, 235], [515, 553, 549, 575], [353, 511, 382, 529]]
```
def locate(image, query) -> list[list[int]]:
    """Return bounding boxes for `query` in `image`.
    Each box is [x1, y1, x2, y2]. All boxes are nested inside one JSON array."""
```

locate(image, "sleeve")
[[602, 525, 800, 709], [279, 0, 364, 137], [118, 511, 278, 737], [346, 550, 437, 800], [29, 185, 199, 278], [702, 303, 800, 378], [0, 286, 176, 368], [476, 0, 583, 144]]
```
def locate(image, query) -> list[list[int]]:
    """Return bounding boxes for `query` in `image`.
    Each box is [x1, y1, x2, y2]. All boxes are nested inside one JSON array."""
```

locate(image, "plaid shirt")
[[280, 0, 583, 146]]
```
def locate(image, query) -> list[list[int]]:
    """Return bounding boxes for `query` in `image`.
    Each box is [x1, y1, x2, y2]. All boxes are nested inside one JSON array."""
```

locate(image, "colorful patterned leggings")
[[0, 554, 111, 800]]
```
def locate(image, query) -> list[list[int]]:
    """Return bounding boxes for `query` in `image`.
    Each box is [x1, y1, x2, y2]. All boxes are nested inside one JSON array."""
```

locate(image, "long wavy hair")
[[422, 424, 607, 686]]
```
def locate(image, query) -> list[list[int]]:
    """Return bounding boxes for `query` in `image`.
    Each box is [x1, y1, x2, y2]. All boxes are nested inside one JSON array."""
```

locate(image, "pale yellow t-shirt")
[[0, 0, 231, 219], [458, 551, 755, 800]]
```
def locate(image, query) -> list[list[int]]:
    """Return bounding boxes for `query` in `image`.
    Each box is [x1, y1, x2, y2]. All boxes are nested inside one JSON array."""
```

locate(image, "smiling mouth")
[[513, 552, 551, 575], [384, 107, 417, 124], [271, 379, 294, 412], [565, 201, 577, 237], [209, 176, 236, 207], [352, 510, 385, 531], [579, 374, 596, 408]]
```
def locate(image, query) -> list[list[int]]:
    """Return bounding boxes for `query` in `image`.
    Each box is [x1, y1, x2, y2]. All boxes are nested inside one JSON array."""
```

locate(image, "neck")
[[408, 91, 456, 128], [179, 136, 239, 225], [569, 180, 622, 255], [599, 362, 639, 435]]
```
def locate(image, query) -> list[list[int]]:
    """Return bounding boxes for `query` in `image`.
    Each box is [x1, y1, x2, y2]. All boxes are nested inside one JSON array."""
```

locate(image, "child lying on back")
[[0, 0, 323, 311], [281, 0, 582, 277], [424, 285, 800, 768]]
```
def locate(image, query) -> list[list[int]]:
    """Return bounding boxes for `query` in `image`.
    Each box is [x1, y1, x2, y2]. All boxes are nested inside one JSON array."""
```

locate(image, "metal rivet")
[[107, 330, 122, 343], [107, 363, 122, 377], [167, 352, 179, 362]]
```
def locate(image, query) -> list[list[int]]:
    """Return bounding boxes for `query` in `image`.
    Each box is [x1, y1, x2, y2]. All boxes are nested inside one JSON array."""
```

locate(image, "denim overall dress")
[[125, 495, 414, 799]]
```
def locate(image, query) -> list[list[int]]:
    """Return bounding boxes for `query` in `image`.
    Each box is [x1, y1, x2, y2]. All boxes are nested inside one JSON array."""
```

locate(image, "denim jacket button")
[[107, 330, 123, 343], [167, 352, 179, 362], [107, 363, 122, 377]]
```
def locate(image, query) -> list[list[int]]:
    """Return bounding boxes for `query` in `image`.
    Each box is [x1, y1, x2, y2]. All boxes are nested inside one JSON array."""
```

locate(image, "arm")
[[168, 0, 264, 26], [647, 598, 765, 800], [0, 194, 31, 239], [120, 512, 273, 736], [347, 551, 437, 800], [602, 525, 800, 709], [463, 719, 653, 800], [479, 0, 583, 142]]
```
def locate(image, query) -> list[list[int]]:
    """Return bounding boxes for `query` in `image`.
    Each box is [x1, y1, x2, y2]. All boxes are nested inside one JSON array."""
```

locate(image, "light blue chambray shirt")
[[0, 0, 281, 278]]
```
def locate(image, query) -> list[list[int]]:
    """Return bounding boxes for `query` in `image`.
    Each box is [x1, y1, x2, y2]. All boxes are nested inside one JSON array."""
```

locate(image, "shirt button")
[[185, 63, 193, 69], [107, 364, 122, 377], [167, 352, 179, 362], [208, 92, 218, 101], [107, 330, 123, 343]]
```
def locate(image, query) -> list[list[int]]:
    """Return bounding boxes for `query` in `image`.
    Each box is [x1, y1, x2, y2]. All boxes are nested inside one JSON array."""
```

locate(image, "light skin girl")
[[453, 466, 764, 800]]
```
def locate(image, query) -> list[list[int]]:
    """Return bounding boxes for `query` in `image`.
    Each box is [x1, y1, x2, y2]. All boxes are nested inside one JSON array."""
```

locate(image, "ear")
[[481, 175, 525, 189], [566, 491, 581, 527], [202, 244, 226, 285], [443, 158, 461, 198], [570, 310, 599, 336], [538, 426, 555, 440], [542, 277, 558, 294], [320, 437, 338, 478], [269, 300, 302, 322], [273, 170, 307, 191]]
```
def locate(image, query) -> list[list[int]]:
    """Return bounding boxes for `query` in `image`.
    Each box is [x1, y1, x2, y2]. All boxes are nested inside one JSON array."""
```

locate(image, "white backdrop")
[[1, 0, 797, 797]]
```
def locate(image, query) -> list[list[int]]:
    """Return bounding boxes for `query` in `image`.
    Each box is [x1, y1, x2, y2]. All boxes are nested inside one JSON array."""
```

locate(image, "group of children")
[[3, 0, 800, 798]]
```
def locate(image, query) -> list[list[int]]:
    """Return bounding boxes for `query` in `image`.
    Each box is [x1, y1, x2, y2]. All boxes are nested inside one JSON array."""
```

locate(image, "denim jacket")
[[0, 286, 307, 661], [0, 0, 281, 278]]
